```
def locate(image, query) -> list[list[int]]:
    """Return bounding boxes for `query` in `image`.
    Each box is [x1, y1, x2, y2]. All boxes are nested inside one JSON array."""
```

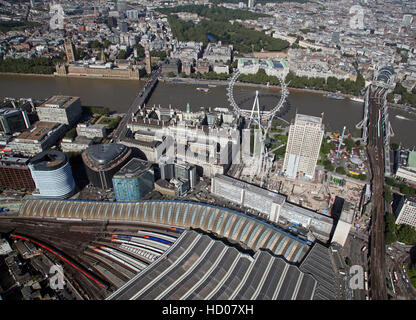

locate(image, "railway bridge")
[[365, 66, 395, 300]]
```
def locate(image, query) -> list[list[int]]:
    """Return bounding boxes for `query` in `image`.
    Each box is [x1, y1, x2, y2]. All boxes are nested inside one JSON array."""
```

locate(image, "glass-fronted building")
[[113, 158, 154, 201]]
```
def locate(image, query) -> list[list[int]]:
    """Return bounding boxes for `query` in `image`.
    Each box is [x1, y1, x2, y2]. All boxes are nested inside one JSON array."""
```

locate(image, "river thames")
[[1, 74, 415, 148]]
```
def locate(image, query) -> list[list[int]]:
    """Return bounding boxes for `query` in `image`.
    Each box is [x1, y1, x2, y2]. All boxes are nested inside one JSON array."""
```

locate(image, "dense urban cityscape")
[[0, 0, 415, 307]]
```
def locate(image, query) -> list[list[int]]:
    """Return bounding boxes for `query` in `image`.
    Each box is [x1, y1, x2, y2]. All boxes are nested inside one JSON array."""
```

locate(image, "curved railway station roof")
[[107, 230, 318, 300], [19, 198, 310, 264]]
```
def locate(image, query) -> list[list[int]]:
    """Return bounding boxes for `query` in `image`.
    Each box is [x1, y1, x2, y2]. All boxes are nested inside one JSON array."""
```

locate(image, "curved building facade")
[[28, 150, 75, 198], [18, 198, 310, 263], [82, 144, 131, 189]]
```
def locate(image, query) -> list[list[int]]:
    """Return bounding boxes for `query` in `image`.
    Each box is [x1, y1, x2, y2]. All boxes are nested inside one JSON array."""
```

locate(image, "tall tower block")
[[64, 38, 76, 62], [145, 49, 152, 75], [282, 113, 324, 180]]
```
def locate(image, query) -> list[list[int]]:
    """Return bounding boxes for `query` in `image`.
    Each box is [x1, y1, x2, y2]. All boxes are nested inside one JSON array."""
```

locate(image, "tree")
[[343, 137, 355, 152], [134, 44, 145, 58], [117, 50, 127, 60], [384, 186, 393, 203], [65, 128, 77, 140], [400, 184, 410, 195], [397, 225, 416, 245], [336, 166, 346, 175], [390, 142, 399, 151], [324, 161, 334, 172], [385, 213, 397, 245], [359, 174, 367, 181]]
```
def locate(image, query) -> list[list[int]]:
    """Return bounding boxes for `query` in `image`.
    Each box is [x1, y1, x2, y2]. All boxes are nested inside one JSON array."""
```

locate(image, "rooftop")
[[16, 122, 62, 142], [214, 174, 286, 205], [84, 143, 129, 167], [296, 113, 323, 124], [113, 158, 152, 179], [408, 151, 416, 169], [0, 155, 31, 166], [108, 230, 317, 300], [29, 150, 67, 171], [38, 96, 80, 109]]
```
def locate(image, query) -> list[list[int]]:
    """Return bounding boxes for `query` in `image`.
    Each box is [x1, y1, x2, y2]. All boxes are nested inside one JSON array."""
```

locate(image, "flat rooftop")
[[16, 122, 62, 142], [113, 158, 152, 179], [214, 174, 286, 205], [408, 151, 416, 169], [38, 96, 80, 109], [296, 114, 322, 124], [0, 155, 31, 166]]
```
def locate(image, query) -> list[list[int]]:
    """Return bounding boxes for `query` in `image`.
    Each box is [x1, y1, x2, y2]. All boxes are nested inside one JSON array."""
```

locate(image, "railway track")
[[367, 85, 388, 299]]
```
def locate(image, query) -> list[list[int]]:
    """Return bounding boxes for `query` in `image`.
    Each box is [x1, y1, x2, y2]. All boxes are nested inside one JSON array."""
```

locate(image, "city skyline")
[[0, 0, 415, 305]]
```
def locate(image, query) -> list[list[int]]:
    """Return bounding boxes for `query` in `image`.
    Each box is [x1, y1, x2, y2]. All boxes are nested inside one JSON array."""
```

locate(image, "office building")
[[10, 121, 67, 156], [202, 42, 233, 64], [36, 96, 82, 126], [211, 174, 286, 221], [174, 161, 197, 189], [76, 123, 106, 139], [112, 158, 154, 201], [395, 196, 416, 228], [283, 114, 324, 179], [330, 200, 355, 247], [0, 155, 35, 190], [159, 156, 174, 180], [82, 143, 131, 189], [395, 150, 416, 185], [29, 150, 75, 198], [211, 174, 334, 243], [61, 136, 93, 153], [161, 58, 181, 76], [0, 108, 30, 135]]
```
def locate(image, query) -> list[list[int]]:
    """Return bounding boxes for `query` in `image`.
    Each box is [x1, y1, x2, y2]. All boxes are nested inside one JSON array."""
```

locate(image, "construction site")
[[228, 126, 371, 233]]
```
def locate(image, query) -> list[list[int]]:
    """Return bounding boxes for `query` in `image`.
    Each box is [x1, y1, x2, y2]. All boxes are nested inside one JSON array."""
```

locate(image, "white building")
[[396, 197, 416, 228], [202, 42, 233, 64], [283, 114, 324, 180], [395, 167, 416, 185], [211, 174, 334, 243], [237, 58, 289, 79], [331, 201, 355, 247], [76, 123, 106, 139]]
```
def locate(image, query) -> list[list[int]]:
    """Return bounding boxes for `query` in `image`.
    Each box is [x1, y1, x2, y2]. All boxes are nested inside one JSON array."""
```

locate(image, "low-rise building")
[[213, 64, 229, 74], [161, 58, 181, 76], [195, 60, 210, 74], [395, 150, 416, 185], [202, 42, 232, 64], [60, 136, 94, 153], [211, 174, 334, 243], [76, 123, 106, 139], [9, 121, 67, 156], [237, 57, 289, 79]]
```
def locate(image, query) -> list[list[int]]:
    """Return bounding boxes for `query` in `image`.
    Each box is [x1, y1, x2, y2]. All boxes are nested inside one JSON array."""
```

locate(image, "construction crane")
[[335, 126, 346, 159]]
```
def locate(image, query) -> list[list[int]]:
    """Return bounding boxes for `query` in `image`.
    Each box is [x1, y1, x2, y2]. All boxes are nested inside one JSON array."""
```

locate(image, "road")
[[366, 85, 388, 299], [112, 68, 161, 142]]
